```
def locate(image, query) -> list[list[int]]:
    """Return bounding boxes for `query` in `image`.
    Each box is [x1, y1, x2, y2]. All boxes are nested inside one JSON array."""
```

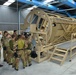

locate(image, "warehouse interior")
[[0, 0, 76, 75]]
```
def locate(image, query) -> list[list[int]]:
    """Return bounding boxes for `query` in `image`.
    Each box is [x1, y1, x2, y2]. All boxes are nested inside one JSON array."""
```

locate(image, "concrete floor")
[[0, 56, 76, 75]]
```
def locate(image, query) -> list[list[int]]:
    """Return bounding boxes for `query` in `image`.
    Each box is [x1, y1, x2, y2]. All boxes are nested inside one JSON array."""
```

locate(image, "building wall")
[[0, 6, 31, 31], [0, 6, 24, 31]]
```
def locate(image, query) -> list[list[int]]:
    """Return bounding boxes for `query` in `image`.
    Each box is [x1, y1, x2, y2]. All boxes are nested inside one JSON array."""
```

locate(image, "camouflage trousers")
[[14, 50, 26, 69], [3, 47, 10, 63], [3, 50, 7, 61], [6, 47, 14, 64], [25, 50, 31, 65]]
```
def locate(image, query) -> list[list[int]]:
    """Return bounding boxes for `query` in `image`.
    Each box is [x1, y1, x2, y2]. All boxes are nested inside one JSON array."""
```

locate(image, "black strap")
[[16, 49, 24, 51]]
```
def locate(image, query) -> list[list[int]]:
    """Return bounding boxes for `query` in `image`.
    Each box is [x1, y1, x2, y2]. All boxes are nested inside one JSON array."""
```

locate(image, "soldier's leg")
[[12, 57, 16, 68], [5, 50, 9, 63], [12, 51, 16, 67], [3, 50, 7, 61], [8, 50, 13, 65], [21, 51, 26, 68], [27, 50, 32, 66], [25, 51, 28, 66], [6, 47, 11, 64], [5, 47, 11, 63], [15, 58, 19, 70], [10, 51, 14, 64], [14, 51, 20, 70], [28, 56, 32, 65]]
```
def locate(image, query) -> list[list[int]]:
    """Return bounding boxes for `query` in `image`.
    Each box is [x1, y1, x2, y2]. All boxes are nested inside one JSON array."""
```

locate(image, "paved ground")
[[0, 56, 76, 75]]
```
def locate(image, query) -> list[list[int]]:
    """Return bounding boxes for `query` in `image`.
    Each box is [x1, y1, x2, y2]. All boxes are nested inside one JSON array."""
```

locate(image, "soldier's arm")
[[24, 41, 28, 48], [28, 36, 32, 43], [13, 41, 18, 51], [1, 37, 4, 46]]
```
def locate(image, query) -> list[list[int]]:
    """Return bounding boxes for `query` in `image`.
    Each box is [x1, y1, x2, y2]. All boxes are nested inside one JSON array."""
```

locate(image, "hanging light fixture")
[[3, 0, 15, 6], [27, 5, 38, 10], [44, 0, 54, 4]]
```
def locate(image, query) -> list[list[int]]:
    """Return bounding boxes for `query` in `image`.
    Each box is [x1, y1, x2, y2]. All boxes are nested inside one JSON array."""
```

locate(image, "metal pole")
[[17, 0, 20, 34], [18, 10, 21, 34], [0, 22, 23, 25]]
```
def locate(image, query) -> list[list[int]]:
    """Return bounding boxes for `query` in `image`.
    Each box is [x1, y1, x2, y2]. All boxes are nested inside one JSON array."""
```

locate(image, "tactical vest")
[[17, 39, 25, 50], [4, 38, 9, 47]]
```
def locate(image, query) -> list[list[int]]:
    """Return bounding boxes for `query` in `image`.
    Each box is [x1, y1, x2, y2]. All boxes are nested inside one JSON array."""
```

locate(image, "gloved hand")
[[13, 52, 18, 58], [3, 46, 7, 50]]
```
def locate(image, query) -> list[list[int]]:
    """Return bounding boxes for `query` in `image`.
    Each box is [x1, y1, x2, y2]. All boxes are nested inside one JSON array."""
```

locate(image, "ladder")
[[50, 47, 68, 65]]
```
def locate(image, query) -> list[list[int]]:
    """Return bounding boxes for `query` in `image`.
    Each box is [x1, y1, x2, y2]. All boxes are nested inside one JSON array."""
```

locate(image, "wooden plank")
[[61, 51, 68, 65], [51, 57, 62, 61], [72, 53, 76, 57], [53, 53, 64, 57], [56, 49, 67, 52]]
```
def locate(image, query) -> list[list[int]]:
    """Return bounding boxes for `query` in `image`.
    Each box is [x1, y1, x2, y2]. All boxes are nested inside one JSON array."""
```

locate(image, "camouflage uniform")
[[2, 36, 9, 62], [15, 39, 26, 70], [12, 41, 18, 68], [5, 38, 11, 63], [25, 36, 32, 66], [9, 40, 16, 65], [25, 46, 32, 66]]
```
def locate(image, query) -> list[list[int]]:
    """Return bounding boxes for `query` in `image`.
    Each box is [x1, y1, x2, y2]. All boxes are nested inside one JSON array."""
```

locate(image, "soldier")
[[1, 31, 8, 62], [9, 35, 16, 65], [14, 34, 26, 71], [25, 34, 32, 66], [5, 33, 12, 64], [13, 30, 17, 38]]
